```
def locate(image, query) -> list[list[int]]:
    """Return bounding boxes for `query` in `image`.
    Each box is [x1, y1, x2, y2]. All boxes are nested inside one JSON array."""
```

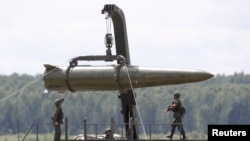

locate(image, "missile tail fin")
[[43, 64, 61, 72]]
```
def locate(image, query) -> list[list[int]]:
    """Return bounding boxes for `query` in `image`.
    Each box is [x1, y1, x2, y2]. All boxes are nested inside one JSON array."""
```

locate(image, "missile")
[[43, 64, 214, 93]]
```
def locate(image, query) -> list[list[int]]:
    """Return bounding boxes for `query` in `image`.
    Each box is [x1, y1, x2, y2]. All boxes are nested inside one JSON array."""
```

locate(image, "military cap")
[[105, 128, 112, 134], [55, 98, 64, 106], [173, 92, 180, 98]]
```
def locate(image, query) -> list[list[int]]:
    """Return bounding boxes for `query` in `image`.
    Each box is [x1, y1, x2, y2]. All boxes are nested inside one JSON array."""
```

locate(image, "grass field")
[[0, 131, 207, 141], [0, 133, 75, 141]]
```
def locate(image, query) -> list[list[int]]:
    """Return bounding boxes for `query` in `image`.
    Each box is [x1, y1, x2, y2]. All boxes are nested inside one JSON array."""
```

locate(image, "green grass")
[[0, 133, 75, 141], [139, 132, 207, 140], [0, 131, 207, 141], [0, 133, 51, 141]]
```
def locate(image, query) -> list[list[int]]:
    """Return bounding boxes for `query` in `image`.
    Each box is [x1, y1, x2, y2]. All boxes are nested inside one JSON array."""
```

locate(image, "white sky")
[[0, 0, 249, 76]]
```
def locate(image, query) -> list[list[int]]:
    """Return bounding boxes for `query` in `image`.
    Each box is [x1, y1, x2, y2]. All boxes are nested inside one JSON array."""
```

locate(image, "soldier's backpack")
[[179, 106, 186, 116]]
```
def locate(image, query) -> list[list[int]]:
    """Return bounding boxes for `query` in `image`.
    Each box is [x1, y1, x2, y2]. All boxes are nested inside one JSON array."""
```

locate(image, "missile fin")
[[44, 64, 61, 72]]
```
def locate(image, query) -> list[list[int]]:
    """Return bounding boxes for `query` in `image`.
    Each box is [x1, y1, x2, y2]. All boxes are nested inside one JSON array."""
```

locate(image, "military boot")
[[166, 133, 173, 140], [181, 129, 186, 140], [181, 133, 186, 140]]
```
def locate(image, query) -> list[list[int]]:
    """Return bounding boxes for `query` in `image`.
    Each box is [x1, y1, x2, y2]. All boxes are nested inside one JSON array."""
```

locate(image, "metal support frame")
[[102, 4, 138, 139], [66, 4, 138, 139], [119, 90, 138, 139], [101, 4, 131, 65]]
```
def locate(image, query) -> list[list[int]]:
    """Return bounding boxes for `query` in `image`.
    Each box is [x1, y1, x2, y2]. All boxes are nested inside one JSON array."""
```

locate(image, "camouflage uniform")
[[53, 98, 64, 141], [166, 93, 186, 140], [104, 128, 114, 140]]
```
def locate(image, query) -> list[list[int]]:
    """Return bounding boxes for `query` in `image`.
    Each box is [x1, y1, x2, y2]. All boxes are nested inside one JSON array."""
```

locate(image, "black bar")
[[208, 124, 250, 140]]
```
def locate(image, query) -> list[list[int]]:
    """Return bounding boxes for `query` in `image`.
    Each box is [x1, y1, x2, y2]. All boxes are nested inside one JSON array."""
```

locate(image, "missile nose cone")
[[206, 72, 214, 79], [202, 71, 214, 79], [164, 69, 214, 85], [194, 70, 214, 82]]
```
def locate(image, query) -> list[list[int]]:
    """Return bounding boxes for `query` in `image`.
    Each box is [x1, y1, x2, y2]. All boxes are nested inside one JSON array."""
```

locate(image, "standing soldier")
[[52, 94, 67, 141], [164, 92, 186, 140]]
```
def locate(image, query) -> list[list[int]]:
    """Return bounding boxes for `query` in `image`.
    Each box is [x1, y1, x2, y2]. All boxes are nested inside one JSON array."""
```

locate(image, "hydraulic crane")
[[101, 4, 138, 139]]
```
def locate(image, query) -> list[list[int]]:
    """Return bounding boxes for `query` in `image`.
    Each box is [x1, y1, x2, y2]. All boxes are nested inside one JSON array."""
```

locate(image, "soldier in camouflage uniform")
[[104, 128, 114, 140], [52, 94, 66, 141], [164, 92, 186, 140]]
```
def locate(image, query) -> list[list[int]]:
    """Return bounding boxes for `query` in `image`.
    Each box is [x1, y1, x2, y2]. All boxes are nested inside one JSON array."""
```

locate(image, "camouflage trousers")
[[54, 124, 61, 141], [170, 116, 186, 138]]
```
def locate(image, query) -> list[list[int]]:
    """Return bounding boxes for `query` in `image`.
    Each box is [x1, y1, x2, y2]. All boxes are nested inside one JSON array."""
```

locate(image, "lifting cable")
[[0, 75, 42, 103], [121, 58, 149, 141], [0, 61, 68, 103]]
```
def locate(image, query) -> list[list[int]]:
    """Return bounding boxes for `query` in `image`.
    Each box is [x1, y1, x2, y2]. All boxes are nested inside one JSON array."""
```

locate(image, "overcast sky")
[[0, 0, 249, 76]]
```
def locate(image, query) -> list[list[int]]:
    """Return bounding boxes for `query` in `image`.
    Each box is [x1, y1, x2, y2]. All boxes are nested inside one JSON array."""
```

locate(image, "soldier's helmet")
[[105, 128, 112, 134], [55, 99, 61, 106], [173, 92, 180, 98]]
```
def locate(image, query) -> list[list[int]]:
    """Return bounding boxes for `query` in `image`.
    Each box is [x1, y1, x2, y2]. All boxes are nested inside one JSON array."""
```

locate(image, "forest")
[[0, 72, 250, 139]]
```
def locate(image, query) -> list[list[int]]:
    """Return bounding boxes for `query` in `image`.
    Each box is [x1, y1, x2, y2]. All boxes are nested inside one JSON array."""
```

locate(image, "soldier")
[[52, 94, 66, 141], [104, 128, 114, 140], [164, 92, 186, 140]]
